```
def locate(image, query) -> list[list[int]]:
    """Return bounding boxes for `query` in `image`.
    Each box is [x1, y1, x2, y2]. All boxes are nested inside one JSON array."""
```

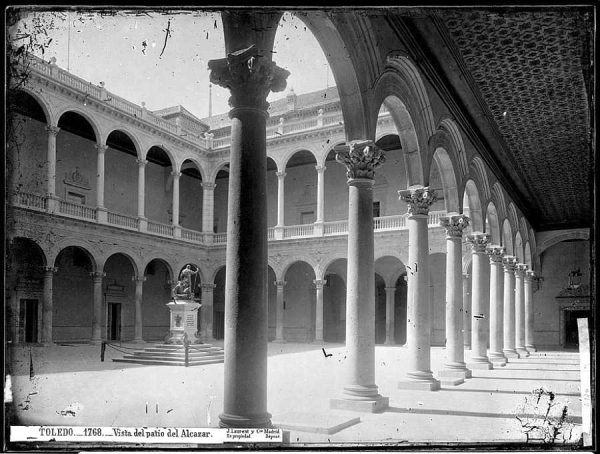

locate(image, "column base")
[[272, 338, 286, 343], [311, 339, 324, 345], [437, 367, 472, 380], [516, 347, 530, 357], [398, 371, 440, 391], [503, 349, 521, 359], [488, 352, 508, 367], [467, 358, 493, 370], [41, 341, 55, 347], [525, 345, 537, 353], [330, 395, 389, 413], [130, 338, 145, 344], [219, 412, 272, 428], [90, 339, 104, 345]]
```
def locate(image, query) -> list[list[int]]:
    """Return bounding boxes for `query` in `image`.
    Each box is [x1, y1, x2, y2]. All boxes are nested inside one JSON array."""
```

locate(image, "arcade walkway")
[[7, 342, 582, 447]]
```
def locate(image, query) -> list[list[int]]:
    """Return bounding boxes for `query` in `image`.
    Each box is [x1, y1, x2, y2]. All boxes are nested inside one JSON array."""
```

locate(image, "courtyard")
[[6, 341, 583, 448]]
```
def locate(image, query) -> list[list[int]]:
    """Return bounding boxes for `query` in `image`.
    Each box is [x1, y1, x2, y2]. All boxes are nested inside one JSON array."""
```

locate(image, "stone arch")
[[491, 182, 507, 222], [469, 156, 491, 204], [179, 157, 209, 182], [144, 143, 176, 169], [51, 240, 100, 271], [281, 147, 319, 171], [507, 203, 519, 238], [56, 107, 101, 143], [374, 255, 406, 288], [143, 258, 175, 282], [439, 117, 468, 177], [536, 229, 590, 257], [430, 144, 460, 213], [10, 87, 53, 124], [502, 219, 514, 255], [105, 127, 143, 157], [519, 217, 529, 246], [524, 242, 532, 269], [485, 201, 501, 245], [462, 179, 484, 231], [104, 251, 140, 277], [514, 231, 524, 263], [281, 256, 318, 281]]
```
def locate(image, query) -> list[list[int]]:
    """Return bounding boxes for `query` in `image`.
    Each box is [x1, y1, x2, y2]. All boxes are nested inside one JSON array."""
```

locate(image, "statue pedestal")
[[166, 301, 202, 344]]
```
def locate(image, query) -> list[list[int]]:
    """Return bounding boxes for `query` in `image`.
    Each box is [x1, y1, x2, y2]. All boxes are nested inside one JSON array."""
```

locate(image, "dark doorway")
[[214, 311, 224, 339], [107, 303, 122, 341], [19, 299, 39, 343], [564, 310, 589, 348]]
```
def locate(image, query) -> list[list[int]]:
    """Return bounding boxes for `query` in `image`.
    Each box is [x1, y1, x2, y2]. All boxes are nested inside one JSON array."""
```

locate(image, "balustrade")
[[107, 211, 139, 229], [283, 223, 314, 239], [181, 228, 205, 243], [59, 200, 97, 220], [147, 220, 174, 237]]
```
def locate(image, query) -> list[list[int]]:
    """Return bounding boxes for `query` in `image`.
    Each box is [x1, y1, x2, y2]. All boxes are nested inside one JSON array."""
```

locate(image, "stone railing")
[[10, 191, 446, 248]]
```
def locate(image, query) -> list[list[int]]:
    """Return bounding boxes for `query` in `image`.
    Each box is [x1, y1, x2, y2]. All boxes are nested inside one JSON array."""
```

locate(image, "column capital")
[[208, 44, 290, 112], [462, 273, 470, 280], [40, 265, 58, 274], [274, 280, 287, 288], [90, 271, 106, 280], [95, 143, 108, 153], [171, 171, 182, 179], [46, 125, 60, 136], [502, 255, 517, 271], [440, 214, 470, 238], [334, 140, 385, 180], [315, 164, 326, 173], [514, 263, 528, 277], [201, 181, 216, 190], [276, 171, 286, 178], [398, 185, 437, 216], [132, 275, 147, 283], [201, 283, 217, 291], [486, 246, 506, 263], [525, 270, 536, 282], [313, 279, 326, 289], [136, 158, 148, 167], [385, 286, 397, 292], [466, 232, 491, 253]]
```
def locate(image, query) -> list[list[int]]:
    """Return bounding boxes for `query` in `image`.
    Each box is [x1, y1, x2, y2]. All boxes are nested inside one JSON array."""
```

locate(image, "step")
[[127, 354, 224, 362], [113, 357, 224, 366], [143, 347, 222, 354], [111, 343, 224, 367], [132, 350, 222, 358]]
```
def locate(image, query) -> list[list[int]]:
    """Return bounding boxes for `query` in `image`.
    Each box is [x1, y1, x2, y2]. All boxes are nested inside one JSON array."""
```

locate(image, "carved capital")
[[201, 283, 216, 291], [399, 185, 437, 216], [40, 265, 58, 274], [486, 246, 506, 263], [95, 143, 108, 153], [313, 279, 326, 289], [514, 263, 528, 277], [525, 270, 536, 282], [46, 125, 60, 136], [201, 182, 216, 190], [502, 255, 517, 272], [132, 275, 147, 283], [466, 232, 491, 253], [171, 171, 182, 179], [90, 271, 106, 280], [276, 171, 286, 179], [208, 44, 290, 111], [440, 214, 470, 238], [274, 280, 287, 288], [136, 159, 147, 167], [335, 140, 385, 180], [315, 165, 326, 173]]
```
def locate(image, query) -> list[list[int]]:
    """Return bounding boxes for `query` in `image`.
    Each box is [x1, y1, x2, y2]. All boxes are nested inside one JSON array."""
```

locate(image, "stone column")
[[95, 143, 108, 222], [397, 185, 440, 390], [314, 279, 326, 342], [171, 171, 181, 237], [274, 280, 286, 342], [314, 164, 326, 236], [90, 271, 105, 344], [502, 256, 519, 358], [200, 283, 216, 341], [524, 270, 537, 352], [330, 140, 388, 411], [438, 214, 471, 384], [132, 275, 146, 342], [202, 182, 216, 233], [45, 125, 60, 212], [274, 171, 286, 239], [208, 20, 290, 428], [466, 233, 493, 370], [462, 273, 472, 349], [136, 159, 147, 231], [487, 246, 507, 366], [41, 266, 57, 345], [384, 287, 396, 345], [515, 263, 529, 357]]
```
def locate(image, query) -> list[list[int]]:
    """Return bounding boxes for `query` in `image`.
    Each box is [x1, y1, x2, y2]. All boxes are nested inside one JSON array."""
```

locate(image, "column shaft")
[[384, 287, 396, 345], [41, 267, 55, 345], [314, 280, 325, 342], [274, 281, 286, 342], [488, 248, 507, 366], [133, 277, 144, 342], [46, 125, 59, 197], [91, 273, 104, 343], [202, 183, 216, 233], [316, 165, 325, 223], [276, 172, 285, 227], [463, 274, 471, 348], [525, 271, 536, 352], [137, 159, 146, 218], [172, 171, 181, 226], [95, 144, 106, 207], [502, 257, 519, 358], [515, 264, 529, 356], [200, 284, 216, 341]]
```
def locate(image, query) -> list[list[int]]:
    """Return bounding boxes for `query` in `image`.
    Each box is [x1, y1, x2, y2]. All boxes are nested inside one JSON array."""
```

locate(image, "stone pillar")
[[466, 233, 493, 370], [132, 275, 146, 342], [274, 280, 286, 342], [202, 182, 216, 233], [200, 283, 216, 341], [330, 140, 388, 411], [487, 246, 507, 366], [397, 185, 440, 390], [502, 256, 519, 358], [314, 279, 326, 342], [136, 159, 147, 231], [314, 165, 326, 236], [524, 270, 537, 352], [462, 273, 472, 349], [41, 266, 57, 345], [438, 214, 471, 384], [90, 271, 106, 344], [45, 125, 60, 212], [274, 171, 286, 239], [384, 287, 396, 345], [515, 263, 529, 357], [95, 143, 108, 222], [208, 19, 290, 428], [171, 171, 181, 237]]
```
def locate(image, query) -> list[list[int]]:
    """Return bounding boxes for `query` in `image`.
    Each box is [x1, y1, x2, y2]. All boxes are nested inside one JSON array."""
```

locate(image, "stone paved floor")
[[5, 341, 584, 448]]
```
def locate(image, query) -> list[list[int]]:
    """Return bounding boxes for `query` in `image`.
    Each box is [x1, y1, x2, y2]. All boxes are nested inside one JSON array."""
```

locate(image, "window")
[[66, 191, 85, 205], [300, 211, 315, 225], [373, 201, 381, 218]]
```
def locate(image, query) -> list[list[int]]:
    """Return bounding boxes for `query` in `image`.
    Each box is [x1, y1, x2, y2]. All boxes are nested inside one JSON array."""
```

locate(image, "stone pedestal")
[[166, 301, 202, 344]]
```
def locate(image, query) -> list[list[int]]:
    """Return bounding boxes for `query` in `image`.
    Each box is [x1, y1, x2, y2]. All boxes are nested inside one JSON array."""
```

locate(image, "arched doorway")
[[283, 261, 316, 342], [143, 259, 172, 341], [323, 258, 347, 343]]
